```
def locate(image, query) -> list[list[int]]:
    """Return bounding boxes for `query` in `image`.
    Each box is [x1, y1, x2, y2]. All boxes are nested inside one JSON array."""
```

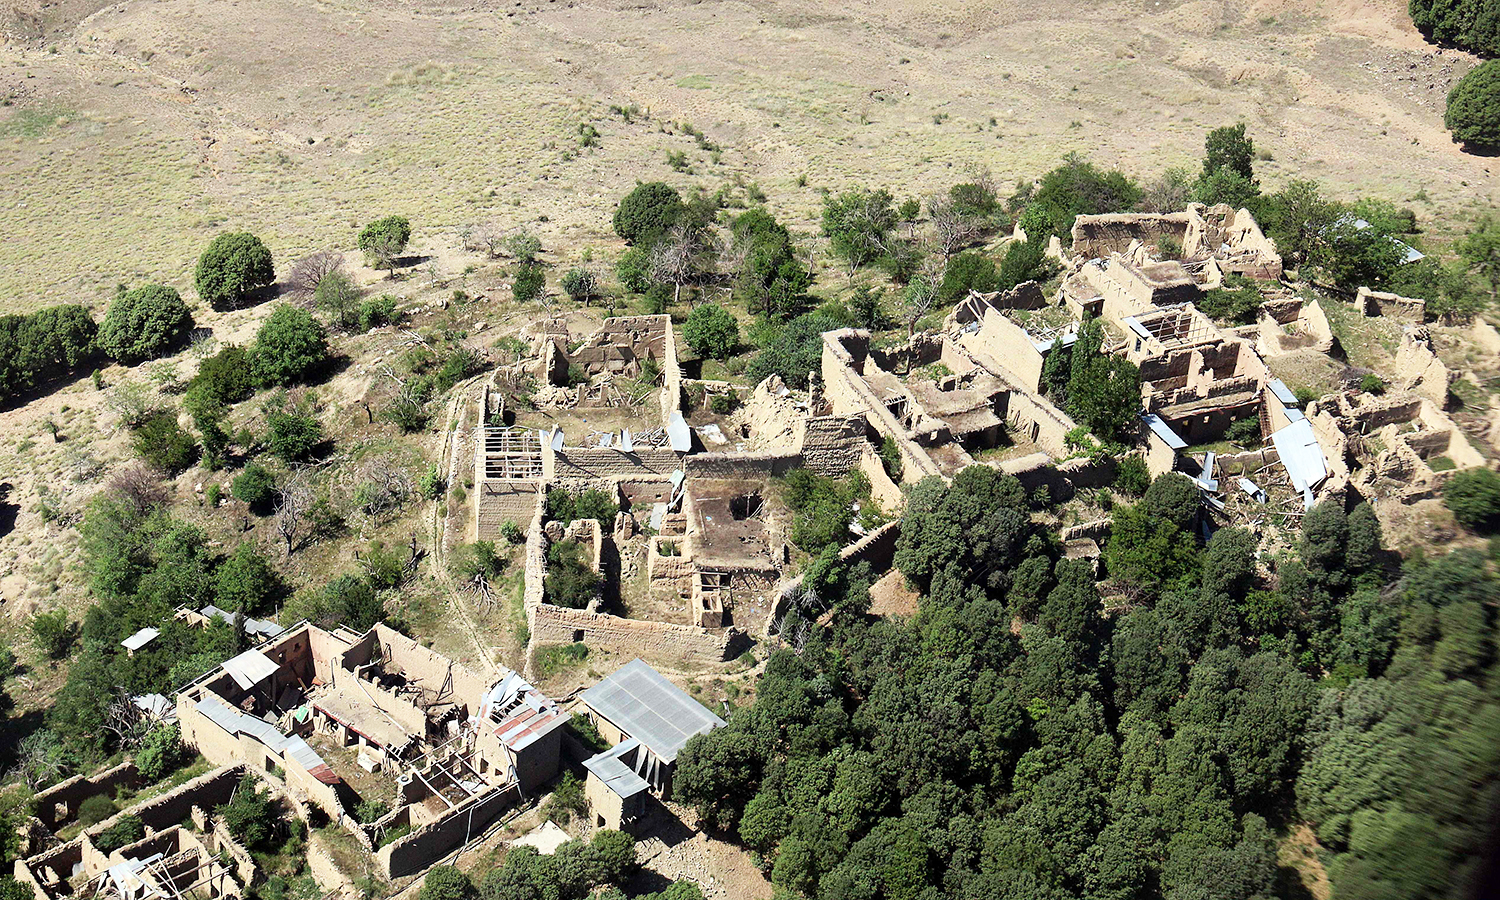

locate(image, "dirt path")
[[430, 372, 501, 676]]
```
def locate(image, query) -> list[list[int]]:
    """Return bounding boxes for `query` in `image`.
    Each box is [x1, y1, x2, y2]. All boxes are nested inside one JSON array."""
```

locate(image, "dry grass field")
[[0, 0, 1495, 314]]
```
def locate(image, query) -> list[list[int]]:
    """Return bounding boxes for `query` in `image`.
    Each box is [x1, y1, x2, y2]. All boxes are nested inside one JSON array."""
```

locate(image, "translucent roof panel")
[[581, 659, 725, 763]]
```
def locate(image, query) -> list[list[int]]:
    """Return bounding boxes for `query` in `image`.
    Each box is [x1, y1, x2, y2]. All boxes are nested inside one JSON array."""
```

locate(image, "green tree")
[[99, 285, 193, 364], [1018, 154, 1142, 242], [1444, 467, 1500, 531], [135, 723, 183, 781], [214, 543, 283, 615], [359, 215, 413, 274], [195, 232, 274, 309], [313, 270, 362, 331], [675, 727, 763, 831], [560, 268, 599, 304], [420, 867, 474, 900], [1446, 61, 1500, 152], [513, 262, 545, 305], [613, 182, 683, 245], [251, 305, 329, 387], [217, 776, 277, 850], [95, 815, 145, 853], [729, 208, 810, 319], [821, 188, 897, 275], [1202, 123, 1255, 181], [746, 312, 841, 389], [1314, 217, 1407, 291], [0, 305, 99, 400], [1457, 215, 1500, 304], [682, 304, 740, 359], [1410, 0, 1500, 57], [188, 345, 255, 407]]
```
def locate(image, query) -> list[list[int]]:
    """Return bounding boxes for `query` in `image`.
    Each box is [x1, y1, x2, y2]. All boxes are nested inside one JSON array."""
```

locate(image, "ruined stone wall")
[[683, 451, 801, 480], [32, 761, 138, 830], [1071, 212, 1190, 259], [1000, 389, 1074, 456], [1358, 287, 1427, 323], [549, 448, 683, 480], [971, 310, 1046, 393], [475, 483, 542, 542], [799, 416, 866, 476], [83, 765, 246, 846], [378, 784, 521, 879], [858, 445, 905, 513], [821, 331, 944, 482], [995, 454, 1116, 502], [530, 604, 741, 665]]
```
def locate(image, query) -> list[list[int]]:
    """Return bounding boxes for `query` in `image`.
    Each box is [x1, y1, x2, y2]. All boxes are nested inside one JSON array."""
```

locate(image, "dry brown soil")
[[0, 0, 1495, 314]]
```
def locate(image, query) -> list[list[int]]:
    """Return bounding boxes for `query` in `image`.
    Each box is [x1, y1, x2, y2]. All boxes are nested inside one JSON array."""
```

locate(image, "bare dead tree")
[[926, 193, 984, 259], [288, 251, 345, 300], [106, 465, 172, 516], [11, 732, 70, 790], [275, 474, 314, 556], [650, 225, 713, 306], [463, 222, 507, 257], [103, 690, 149, 750]]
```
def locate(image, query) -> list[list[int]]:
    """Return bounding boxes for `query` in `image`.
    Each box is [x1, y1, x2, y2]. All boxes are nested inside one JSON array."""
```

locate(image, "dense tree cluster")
[[0, 305, 97, 401], [675, 463, 1499, 900], [1446, 61, 1500, 152], [1410, 0, 1500, 57]]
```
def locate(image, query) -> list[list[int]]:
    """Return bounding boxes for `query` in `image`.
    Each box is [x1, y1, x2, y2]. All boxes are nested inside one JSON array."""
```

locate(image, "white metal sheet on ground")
[[1270, 418, 1328, 499]]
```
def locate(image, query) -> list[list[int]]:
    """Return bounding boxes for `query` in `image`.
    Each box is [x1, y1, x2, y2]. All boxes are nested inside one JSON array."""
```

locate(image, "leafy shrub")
[[252, 305, 329, 387], [419, 867, 473, 900], [569, 713, 608, 752], [99, 285, 193, 364], [746, 312, 842, 389], [135, 723, 184, 781], [1411, 0, 1500, 57], [683, 304, 740, 359], [195, 232, 274, 309], [544, 540, 600, 608], [216, 775, 277, 851], [542, 772, 588, 826], [1198, 275, 1264, 324], [132, 410, 200, 474], [560, 268, 599, 303], [359, 295, 400, 332], [313, 271, 362, 331], [1446, 61, 1500, 152], [939, 251, 999, 301], [500, 521, 526, 545], [188, 345, 255, 408], [1114, 455, 1151, 495], [265, 405, 322, 462], [1445, 468, 1500, 532], [77, 795, 118, 827], [1360, 374, 1387, 395], [214, 544, 283, 615], [232, 463, 276, 510], [512, 262, 545, 304], [879, 435, 904, 482], [94, 815, 145, 853], [419, 465, 444, 499]]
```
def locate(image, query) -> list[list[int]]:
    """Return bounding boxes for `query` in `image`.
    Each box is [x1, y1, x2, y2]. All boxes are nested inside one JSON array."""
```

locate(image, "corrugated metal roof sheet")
[[194, 696, 289, 752], [1267, 379, 1299, 406], [1271, 418, 1328, 500], [1141, 413, 1187, 451], [132, 694, 175, 721], [121, 627, 160, 651], [222, 649, 280, 691], [283, 735, 339, 784], [667, 412, 692, 452], [582, 738, 649, 799], [580, 659, 725, 763]]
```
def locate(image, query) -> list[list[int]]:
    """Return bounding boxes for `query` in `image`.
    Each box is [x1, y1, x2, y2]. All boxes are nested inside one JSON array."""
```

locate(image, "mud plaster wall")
[[549, 448, 683, 480], [971, 310, 1046, 393], [530, 603, 740, 665], [33, 761, 138, 830], [476, 483, 542, 541], [1358, 287, 1427, 323], [83, 765, 246, 847], [998, 389, 1074, 456], [798, 416, 866, 476], [378, 784, 521, 879], [684, 451, 800, 481]]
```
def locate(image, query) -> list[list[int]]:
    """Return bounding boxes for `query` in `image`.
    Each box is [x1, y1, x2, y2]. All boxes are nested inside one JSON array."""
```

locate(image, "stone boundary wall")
[[84, 764, 246, 844], [1358, 287, 1427, 323], [771, 522, 901, 635], [550, 447, 682, 480], [998, 454, 1117, 502], [530, 603, 743, 666], [475, 482, 542, 542], [32, 761, 138, 830], [1060, 519, 1112, 542], [211, 819, 259, 886], [378, 783, 522, 879], [683, 451, 800, 480]]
